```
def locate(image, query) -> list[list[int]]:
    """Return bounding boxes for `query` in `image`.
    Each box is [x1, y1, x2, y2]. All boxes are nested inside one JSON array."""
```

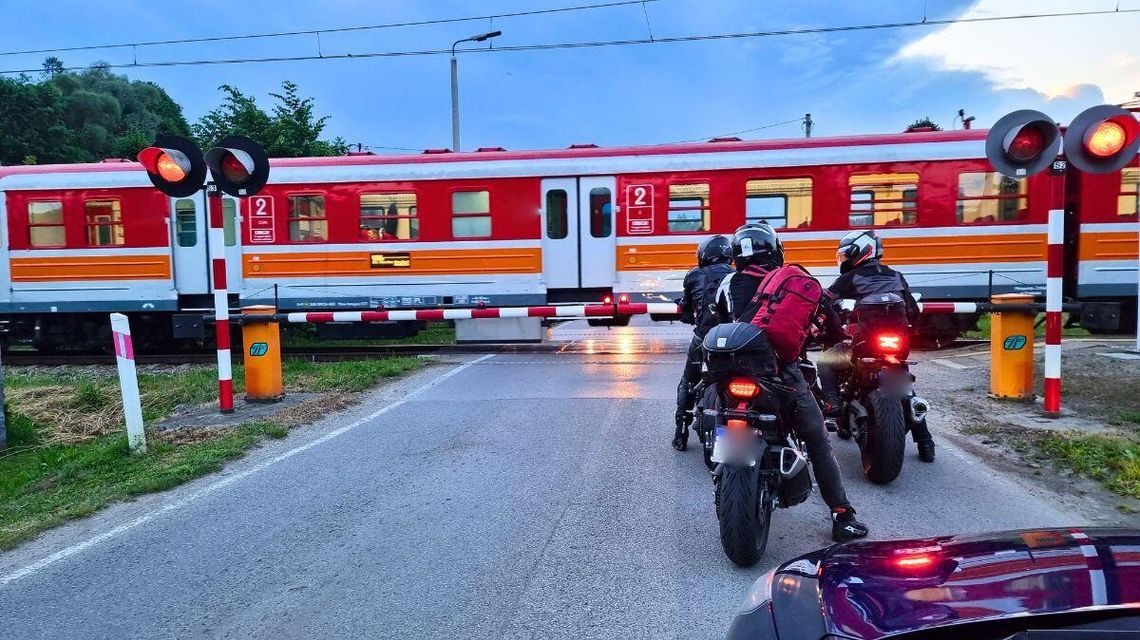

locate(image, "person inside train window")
[[590, 188, 612, 238], [957, 172, 1027, 224], [361, 193, 418, 241]]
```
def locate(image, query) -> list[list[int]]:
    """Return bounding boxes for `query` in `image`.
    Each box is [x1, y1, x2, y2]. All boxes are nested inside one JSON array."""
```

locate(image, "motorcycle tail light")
[[727, 378, 761, 400], [726, 418, 749, 430], [876, 332, 905, 353]]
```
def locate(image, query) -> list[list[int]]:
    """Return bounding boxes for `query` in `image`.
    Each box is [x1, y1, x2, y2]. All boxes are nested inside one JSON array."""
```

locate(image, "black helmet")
[[731, 223, 783, 270], [697, 235, 733, 266], [836, 230, 882, 274]]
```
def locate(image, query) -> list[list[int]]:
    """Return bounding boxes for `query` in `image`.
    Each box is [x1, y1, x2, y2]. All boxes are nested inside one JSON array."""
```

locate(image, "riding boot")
[[673, 382, 693, 451], [910, 417, 936, 462]]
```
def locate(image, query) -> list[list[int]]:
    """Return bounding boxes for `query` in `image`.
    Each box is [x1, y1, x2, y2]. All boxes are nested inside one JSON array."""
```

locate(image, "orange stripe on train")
[[1078, 231, 1140, 261], [244, 247, 542, 278], [11, 255, 171, 281], [616, 233, 1048, 271]]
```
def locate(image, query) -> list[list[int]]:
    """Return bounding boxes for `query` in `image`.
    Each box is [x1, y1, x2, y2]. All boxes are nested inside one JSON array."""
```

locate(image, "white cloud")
[[895, 0, 1140, 104]]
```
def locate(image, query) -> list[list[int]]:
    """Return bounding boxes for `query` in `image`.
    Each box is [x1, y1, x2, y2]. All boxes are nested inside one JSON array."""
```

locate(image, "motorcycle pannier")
[[854, 292, 909, 328], [702, 322, 778, 379]]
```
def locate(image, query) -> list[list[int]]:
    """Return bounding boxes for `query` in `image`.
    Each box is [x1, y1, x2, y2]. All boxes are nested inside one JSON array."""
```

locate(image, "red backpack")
[[744, 264, 824, 363]]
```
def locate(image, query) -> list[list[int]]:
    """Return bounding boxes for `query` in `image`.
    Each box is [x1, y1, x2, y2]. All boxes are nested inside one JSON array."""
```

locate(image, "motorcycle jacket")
[[828, 262, 920, 324], [679, 261, 734, 337]]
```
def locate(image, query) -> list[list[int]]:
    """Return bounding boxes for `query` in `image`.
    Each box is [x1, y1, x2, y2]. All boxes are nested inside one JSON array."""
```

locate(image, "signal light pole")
[[139, 134, 270, 414]]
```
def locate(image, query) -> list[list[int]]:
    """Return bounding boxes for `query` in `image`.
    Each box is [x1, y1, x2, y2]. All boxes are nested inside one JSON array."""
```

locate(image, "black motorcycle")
[[698, 322, 813, 567], [832, 294, 930, 484]]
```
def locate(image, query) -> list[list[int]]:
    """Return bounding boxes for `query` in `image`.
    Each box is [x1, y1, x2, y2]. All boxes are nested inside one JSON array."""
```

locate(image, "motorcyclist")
[[718, 223, 869, 543], [673, 235, 735, 451], [819, 230, 936, 463]]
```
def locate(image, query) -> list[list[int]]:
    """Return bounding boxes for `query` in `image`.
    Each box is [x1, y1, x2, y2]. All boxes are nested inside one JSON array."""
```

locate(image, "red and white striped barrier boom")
[[283, 301, 978, 324], [207, 186, 234, 414]]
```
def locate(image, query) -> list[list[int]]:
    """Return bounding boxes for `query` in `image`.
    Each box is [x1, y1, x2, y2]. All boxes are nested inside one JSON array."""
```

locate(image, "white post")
[[110, 313, 146, 454]]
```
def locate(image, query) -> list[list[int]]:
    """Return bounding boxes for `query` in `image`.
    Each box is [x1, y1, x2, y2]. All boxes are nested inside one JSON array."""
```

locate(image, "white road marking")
[[1097, 352, 1140, 360], [931, 358, 969, 370], [0, 354, 495, 588]]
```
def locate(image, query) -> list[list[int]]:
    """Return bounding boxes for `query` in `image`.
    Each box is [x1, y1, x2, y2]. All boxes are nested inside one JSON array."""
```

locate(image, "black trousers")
[[781, 363, 849, 510], [676, 336, 704, 411]]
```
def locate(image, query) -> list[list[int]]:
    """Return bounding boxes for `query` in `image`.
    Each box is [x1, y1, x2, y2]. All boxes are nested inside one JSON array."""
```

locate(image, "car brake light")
[[1085, 119, 1127, 157], [727, 378, 761, 400], [876, 332, 903, 353], [1006, 125, 1045, 161]]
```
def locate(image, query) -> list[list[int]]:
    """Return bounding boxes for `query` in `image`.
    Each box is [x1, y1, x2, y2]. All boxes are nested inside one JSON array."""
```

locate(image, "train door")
[[541, 178, 579, 289], [540, 176, 617, 291], [578, 176, 617, 288], [170, 194, 208, 294]]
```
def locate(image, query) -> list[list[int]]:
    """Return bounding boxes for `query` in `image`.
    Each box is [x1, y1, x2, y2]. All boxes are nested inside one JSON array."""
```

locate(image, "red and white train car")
[[0, 127, 1135, 349]]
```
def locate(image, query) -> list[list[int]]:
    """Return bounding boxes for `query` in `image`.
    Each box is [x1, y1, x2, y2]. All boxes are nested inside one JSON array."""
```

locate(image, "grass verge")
[[1037, 431, 1140, 499], [0, 356, 422, 550]]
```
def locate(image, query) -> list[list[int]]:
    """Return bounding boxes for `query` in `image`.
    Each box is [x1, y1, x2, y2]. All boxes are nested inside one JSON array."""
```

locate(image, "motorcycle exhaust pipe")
[[909, 396, 930, 423]]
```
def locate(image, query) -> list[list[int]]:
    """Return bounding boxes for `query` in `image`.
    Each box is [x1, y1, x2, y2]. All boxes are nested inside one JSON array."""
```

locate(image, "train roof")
[[0, 128, 989, 180]]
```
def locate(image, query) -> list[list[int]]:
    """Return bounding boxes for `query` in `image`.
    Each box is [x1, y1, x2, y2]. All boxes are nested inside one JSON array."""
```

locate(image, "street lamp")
[[451, 30, 501, 152]]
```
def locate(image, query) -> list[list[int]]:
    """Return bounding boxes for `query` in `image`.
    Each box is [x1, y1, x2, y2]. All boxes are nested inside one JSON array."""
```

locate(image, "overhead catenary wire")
[[0, 5, 1130, 75], [0, 0, 659, 58], [665, 117, 805, 144], [0, 6, 1134, 75]]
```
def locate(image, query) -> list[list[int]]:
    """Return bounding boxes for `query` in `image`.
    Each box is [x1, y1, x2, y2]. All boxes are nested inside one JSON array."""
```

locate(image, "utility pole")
[[804, 113, 813, 138], [450, 30, 502, 152]]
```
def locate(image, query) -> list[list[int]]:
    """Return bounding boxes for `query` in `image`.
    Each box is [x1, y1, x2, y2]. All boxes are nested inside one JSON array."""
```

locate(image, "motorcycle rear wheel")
[[717, 465, 772, 566], [861, 390, 906, 484]]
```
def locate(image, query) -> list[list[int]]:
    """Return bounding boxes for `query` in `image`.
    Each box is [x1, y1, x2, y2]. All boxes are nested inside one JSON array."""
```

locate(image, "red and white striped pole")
[[1043, 163, 1066, 418], [206, 183, 234, 413]]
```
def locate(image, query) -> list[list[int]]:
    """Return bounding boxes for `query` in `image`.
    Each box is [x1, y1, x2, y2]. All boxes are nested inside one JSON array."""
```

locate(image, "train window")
[[452, 190, 491, 238], [848, 173, 918, 227], [546, 190, 568, 239], [223, 200, 237, 246], [288, 195, 327, 243], [360, 193, 418, 241], [668, 183, 710, 233], [1119, 167, 1139, 216], [27, 201, 65, 248], [175, 199, 197, 247], [746, 178, 813, 229], [85, 199, 124, 246], [589, 188, 612, 238], [957, 172, 1027, 224]]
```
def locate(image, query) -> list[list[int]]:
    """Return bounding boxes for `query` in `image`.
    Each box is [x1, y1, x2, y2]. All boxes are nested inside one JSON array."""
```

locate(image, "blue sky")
[[1, 0, 1137, 152]]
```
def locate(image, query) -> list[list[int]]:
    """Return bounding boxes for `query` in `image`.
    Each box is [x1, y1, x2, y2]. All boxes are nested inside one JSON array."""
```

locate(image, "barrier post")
[[989, 294, 1036, 401], [206, 183, 234, 413], [110, 313, 146, 454], [1043, 175, 1065, 418], [241, 306, 283, 402]]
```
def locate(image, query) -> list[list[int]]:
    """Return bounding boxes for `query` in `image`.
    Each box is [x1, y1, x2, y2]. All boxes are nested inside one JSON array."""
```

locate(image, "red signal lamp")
[[1004, 125, 1046, 162], [137, 135, 207, 198], [1085, 119, 1129, 157], [205, 135, 270, 197]]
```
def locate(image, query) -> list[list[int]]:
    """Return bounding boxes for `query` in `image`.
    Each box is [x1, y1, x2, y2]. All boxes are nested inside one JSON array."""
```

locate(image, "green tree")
[[905, 116, 942, 131], [194, 81, 347, 157]]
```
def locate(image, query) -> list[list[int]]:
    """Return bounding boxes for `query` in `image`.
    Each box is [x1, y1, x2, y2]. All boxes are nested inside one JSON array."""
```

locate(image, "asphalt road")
[[0, 325, 1124, 639]]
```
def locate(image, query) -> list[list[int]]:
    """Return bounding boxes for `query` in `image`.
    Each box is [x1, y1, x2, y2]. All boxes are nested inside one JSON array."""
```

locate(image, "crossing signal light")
[[138, 135, 207, 198], [985, 110, 1062, 178], [205, 135, 270, 197], [1063, 104, 1140, 174]]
